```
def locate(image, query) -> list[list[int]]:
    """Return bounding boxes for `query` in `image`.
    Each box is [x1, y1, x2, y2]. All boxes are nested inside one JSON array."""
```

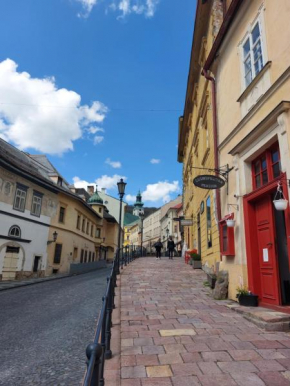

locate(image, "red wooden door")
[[255, 195, 281, 305]]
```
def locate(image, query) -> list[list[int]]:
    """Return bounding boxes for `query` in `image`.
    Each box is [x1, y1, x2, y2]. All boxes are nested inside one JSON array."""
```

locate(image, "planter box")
[[192, 261, 202, 269], [207, 273, 217, 289], [238, 294, 259, 307]]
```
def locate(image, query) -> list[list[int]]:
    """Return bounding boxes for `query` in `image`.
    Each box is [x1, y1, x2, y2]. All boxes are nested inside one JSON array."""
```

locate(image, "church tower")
[[133, 190, 144, 216]]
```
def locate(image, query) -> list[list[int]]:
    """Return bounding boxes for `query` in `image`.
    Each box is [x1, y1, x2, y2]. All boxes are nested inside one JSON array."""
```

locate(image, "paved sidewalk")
[[115, 257, 290, 386]]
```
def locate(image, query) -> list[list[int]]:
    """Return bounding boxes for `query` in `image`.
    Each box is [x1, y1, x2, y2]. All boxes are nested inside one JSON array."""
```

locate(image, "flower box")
[[237, 293, 259, 307], [192, 260, 202, 269]]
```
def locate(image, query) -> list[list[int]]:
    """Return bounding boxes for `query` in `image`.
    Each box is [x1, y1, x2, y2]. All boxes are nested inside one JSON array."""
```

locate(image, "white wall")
[[0, 202, 50, 275], [98, 189, 126, 227]]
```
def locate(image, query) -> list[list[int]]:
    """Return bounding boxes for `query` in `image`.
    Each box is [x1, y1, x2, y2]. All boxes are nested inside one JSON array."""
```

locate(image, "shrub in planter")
[[190, 251, 202, 269], [236, 286, 259, 307]]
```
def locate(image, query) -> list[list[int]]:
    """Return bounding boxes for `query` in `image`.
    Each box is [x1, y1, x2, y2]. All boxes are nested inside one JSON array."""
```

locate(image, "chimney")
[[87, 185, 94, 195]]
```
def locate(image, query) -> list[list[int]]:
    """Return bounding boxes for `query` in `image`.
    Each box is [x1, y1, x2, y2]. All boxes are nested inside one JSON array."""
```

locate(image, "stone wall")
[[69, 260, 107, 275]]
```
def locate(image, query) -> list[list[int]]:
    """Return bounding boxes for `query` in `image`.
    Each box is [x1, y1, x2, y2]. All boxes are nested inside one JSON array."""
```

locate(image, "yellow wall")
[[213, 0, 290, 299], [181, 6, 221, 273]]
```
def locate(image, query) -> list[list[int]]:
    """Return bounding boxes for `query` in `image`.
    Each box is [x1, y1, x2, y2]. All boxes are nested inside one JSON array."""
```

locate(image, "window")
[[89, 251, 91, 262], [59, 207, 65, 223], [76, 215, 81, 230], [82, 218, 86, 232], [242, 21, 264, 87], [252, 143, 281, 189], [127, 235, 130, 241], [92, 252, 95, 261], [31, 191, 42, 217], [80, 249, 84, 263], [219, 217, 235, 256], [99, 207, 102, 214], [91, 224, 93, 237], [95, 228, 101, 238], [8, 225, 21, 238], [6, 246, 20, 253], [13, 183, 28, 212], [86, 221, 90, 235], [84, 250, 87, 263], [206, 196, 212, 248], [53, 244, 62, 264]]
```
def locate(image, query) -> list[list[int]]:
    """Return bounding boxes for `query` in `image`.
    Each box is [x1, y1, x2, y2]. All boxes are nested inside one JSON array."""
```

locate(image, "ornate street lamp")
[[139, 211, 145, 257], [117, 179, 126, 273]]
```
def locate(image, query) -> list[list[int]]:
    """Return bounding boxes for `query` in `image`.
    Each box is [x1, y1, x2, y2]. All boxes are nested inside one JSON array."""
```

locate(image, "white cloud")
[[107, 0, 159, 18], [125, 180, 180, 204], [105, 158, 122, 168], [73, 174, 127, 191], [87, 126, 104, 134], [76, 0, 98, 17], [0, 59, 107, 155], [94, 135, 104, 144], [150, 158, 160, 164]]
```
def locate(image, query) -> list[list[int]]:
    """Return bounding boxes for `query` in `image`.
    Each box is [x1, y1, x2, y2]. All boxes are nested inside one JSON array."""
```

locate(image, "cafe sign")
[[180, 219, 194, 226], [193, 175, 225, 190]]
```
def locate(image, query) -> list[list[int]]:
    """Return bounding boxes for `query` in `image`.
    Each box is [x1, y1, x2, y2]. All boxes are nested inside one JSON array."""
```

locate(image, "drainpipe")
[[201, 69, 222, 225]]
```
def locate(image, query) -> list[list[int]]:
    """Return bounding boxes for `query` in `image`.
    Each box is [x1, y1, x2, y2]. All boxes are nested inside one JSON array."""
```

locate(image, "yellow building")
[[46, 187, 104, 275], [201, 0, 290, 306], [178, 0, 224, 274]]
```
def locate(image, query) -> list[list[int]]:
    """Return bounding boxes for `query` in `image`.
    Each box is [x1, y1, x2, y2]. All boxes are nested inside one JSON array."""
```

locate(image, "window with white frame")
[[31, 191, 42, 217], [9, 225, 21, 238], [242, 20, 264, 87], [13, 183, 28, 212]]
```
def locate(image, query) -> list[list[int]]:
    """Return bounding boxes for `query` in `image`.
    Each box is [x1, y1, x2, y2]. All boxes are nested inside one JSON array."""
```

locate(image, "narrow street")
[[0, 268, 111, 386], [117, 257, 290, 386]]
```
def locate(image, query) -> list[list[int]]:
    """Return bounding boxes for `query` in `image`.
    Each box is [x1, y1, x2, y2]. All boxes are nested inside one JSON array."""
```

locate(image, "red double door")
[[254, 196, 280, 305], [244, 179, 290, 306]]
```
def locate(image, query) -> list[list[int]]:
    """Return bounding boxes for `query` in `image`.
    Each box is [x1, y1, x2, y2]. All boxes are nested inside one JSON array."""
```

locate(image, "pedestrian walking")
[[153, 238, 163, 259], [167, 236, 175, 259]]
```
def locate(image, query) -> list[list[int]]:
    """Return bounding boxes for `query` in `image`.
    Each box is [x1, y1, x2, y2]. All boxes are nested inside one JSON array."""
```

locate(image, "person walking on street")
[[154, 238, 163, 259], [167, 236, 175, 260]]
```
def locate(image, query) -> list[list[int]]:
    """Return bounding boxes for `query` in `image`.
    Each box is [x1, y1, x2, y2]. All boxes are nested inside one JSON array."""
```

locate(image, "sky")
[[0, 0, 196, 207]]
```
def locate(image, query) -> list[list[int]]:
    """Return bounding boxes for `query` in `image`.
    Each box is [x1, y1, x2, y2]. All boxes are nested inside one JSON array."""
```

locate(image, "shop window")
[[252, 143, 281, 189], [219, 216, 235, 256], [84, 250, 87, 263]]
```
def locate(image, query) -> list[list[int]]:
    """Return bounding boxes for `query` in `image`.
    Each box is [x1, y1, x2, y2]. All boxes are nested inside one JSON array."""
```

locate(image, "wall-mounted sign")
[[180, 219, 194, 226], [193, 175, 225, 189]]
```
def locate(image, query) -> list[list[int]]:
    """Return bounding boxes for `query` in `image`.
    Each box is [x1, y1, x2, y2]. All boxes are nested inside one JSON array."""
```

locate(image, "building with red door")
[[203, 0, 290, 305]]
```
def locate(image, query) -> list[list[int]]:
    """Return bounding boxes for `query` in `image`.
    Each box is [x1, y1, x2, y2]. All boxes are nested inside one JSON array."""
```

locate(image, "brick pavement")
[[106, 257, 290, 386]]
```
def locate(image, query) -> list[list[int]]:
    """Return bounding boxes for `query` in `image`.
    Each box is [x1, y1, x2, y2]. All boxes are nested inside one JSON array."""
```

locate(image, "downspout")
[[201, 69, 222, 225]]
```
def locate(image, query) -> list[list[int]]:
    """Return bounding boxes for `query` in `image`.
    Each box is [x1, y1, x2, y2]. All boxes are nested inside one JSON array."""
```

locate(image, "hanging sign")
[[180, 219, 194, 226], [193, 175, 225, 189]]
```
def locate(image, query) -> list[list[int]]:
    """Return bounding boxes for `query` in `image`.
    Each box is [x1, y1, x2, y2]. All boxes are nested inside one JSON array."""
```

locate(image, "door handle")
[[266, 243, 272, 247]]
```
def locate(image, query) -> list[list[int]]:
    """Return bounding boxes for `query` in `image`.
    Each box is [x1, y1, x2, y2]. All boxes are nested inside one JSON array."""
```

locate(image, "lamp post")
[[139, 211, 144, 257], [117, 178, 126, 274], [47, 231, 58, 245]]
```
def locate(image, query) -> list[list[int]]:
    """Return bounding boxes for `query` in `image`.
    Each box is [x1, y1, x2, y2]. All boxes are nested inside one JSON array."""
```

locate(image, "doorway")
[[3, 246, 20, 280], [33, 256, 41, 273], [197, 213, 201, 256], [244, 177, 290, 306]]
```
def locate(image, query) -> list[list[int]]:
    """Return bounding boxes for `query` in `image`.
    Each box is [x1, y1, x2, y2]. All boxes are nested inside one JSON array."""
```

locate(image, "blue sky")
[[0, 0, 196, 207]]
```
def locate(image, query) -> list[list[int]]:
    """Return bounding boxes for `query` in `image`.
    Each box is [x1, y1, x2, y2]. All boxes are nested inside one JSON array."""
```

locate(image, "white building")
[[95, 188, 126, 227], [143, 209, 161, 254]]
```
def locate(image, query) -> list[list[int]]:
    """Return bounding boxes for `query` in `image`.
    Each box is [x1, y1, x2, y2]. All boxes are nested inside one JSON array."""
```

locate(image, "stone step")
[[227, 303, 290, 332]]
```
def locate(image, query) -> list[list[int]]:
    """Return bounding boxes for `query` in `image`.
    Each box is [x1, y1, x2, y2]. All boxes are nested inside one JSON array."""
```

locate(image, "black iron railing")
[[83, 246, 145, 386]]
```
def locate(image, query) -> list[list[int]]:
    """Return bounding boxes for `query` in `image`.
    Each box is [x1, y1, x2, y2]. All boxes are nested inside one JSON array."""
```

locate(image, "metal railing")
[[83, 245, 145, 386]]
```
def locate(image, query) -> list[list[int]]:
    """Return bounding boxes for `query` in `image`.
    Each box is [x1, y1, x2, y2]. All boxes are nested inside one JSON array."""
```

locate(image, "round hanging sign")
[[193, 175, 225, 189]]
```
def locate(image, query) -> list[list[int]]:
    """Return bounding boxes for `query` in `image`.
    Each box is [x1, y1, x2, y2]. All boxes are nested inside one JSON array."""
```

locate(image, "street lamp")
[[139, 211, 145, 257], [47, 231, 58, 245], [117, 178, 126, 273]]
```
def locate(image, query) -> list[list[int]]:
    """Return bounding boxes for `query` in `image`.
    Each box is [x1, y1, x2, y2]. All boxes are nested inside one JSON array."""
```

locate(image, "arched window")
[[8, 225, 21, 238]]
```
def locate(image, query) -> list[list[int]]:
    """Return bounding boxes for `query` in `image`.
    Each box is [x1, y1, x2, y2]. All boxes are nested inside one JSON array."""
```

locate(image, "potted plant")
[[236, 286, 259, 307], [190, 251, 202, 269], [207, 273, 217, 289]]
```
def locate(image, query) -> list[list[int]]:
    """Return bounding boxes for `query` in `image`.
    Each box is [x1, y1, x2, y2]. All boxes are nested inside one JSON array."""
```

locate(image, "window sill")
[[237, 61, 272, 103]]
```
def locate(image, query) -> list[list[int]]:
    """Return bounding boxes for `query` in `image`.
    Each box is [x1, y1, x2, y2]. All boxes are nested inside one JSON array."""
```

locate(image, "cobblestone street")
[[0, 268, 111, 386], [109, 257, 290, 386]]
